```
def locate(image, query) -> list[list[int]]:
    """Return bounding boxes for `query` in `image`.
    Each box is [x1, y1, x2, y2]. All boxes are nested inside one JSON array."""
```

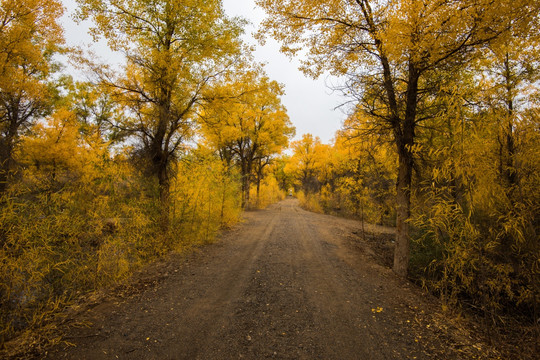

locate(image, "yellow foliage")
[[200, 69, 295, 208], [296, 190, 323, 214], [287, 134, 328, 194], [0, 0, 64, 91], [170, 153, 242, 247], [410, 95, 540, 319], [249, 175, 285, 209], [18, 108, 109, 185], [0, 0, 65, 192], [0, 155, 154, 344], [1, 139, 243, 346], [285, 130, 395, 224], [1, 0, 538, 352]]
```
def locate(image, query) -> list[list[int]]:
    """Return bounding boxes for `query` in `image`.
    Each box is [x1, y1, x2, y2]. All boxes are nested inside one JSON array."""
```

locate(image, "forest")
[[1, 0, 538, 354]]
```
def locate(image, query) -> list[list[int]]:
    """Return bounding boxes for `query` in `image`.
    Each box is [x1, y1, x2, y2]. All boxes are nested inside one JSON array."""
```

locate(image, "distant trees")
[[283, 131, 395, 223], [201, 71, 294, 208], [288, 134, 326, 194]]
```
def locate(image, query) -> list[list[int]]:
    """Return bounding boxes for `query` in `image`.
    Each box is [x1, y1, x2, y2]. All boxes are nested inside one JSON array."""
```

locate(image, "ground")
[[27, 199, 500, 359]]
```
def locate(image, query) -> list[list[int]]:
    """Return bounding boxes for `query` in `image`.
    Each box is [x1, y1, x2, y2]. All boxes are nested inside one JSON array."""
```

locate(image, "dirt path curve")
[[43, 199, 483, 359]]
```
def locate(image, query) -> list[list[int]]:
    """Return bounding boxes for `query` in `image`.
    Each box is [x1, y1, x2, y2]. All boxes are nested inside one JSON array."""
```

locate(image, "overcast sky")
[[60, 0, 346, 143]]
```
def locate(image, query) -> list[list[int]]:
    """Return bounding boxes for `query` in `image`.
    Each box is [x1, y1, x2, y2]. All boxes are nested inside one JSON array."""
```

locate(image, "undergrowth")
[[0, 154, 247, 353]]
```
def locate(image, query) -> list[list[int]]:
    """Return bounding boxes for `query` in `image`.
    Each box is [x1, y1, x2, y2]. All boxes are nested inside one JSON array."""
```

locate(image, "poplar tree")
[[201, 71, 294, 208], [76, 0, 245, 228]]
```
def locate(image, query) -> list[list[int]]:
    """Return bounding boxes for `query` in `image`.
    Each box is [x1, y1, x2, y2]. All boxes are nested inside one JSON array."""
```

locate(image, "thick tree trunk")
[[152, 86, 172, 230], [151, 124, 170, 231], [359, 1, 420, 277], [393, 149, 413, 277], [364, 9, 415, 277], [393, 63, 418, 278]]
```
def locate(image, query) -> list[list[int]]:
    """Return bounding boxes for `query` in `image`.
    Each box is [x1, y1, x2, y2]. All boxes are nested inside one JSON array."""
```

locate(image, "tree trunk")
[[359, 1, 421, 277], [504, 60, 517, 188], [256, 175, 261, 207], [157, 162, 170, 231], [242, 174, 250, 209], [0, 125, 17, 195], [220, 185, 226, 224], [393, 149, 413, 277], [393, 63, 418, 278], [152, 83, 172, 230], [240, 160, 248, 209], [0, 155, 11, 194], [240, 155, 253, 209], [365, 9, 415, 277]]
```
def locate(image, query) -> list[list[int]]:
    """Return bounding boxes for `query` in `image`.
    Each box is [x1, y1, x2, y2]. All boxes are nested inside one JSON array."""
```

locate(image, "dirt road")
[[43, 199, 487, 359]]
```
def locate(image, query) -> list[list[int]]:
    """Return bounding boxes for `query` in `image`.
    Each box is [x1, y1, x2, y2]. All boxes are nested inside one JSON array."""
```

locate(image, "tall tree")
[[257, 0, 535, 277], [0, 0, 64, 193], [201, 72, 294, 208], [76, 0, 245, 228]]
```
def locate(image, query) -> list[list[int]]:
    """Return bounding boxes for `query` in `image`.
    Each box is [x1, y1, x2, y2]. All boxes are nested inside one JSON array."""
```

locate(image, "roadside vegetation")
[[0, 0, 292, 349], [264, 0, 539, 354]]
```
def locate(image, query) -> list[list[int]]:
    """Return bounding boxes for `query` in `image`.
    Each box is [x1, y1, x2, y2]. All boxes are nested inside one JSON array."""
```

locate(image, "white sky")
[[60, 0, 346, 143]]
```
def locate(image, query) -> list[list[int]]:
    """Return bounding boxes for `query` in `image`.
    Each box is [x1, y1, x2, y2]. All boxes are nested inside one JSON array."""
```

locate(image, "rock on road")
[[44, 199, 481, 359]]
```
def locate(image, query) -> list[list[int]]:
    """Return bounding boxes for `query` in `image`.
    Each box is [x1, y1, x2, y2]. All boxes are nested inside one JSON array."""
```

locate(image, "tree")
[[256, 0, 535, 277], [271, 155, 295, 193], [334, 120, 396, 225], [476, 24, 540, 191], [253, 154, 271, 205], [288, 134, 326, 194], [201, 71, 294, 208], [20, 107, 109, 188], [61, 79, 121, 143], [0, 0, 64, 193], [76, 0, 245, 228]]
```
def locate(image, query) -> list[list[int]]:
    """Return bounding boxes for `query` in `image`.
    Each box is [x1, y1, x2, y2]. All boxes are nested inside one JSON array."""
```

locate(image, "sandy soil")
[[37, 198, 494, 359]]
